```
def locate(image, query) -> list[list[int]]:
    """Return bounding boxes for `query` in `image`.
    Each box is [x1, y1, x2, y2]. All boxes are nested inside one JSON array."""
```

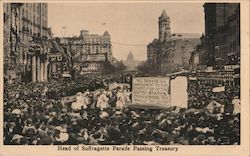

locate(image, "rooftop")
[[159, 9, 169, 21]]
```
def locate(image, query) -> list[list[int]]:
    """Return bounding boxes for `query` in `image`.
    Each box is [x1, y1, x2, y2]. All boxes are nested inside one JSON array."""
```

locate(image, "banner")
[[189, 76, 197, 80], [212, 86, 225, 92], [131, 77, 170, 108], [82, 54, 106, 62], [170, 76, 188, 108]]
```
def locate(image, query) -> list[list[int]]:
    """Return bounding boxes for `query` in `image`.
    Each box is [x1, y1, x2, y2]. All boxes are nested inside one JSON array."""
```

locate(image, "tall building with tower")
[[159, 9, 171, 41], [147, 10, 200, 74]]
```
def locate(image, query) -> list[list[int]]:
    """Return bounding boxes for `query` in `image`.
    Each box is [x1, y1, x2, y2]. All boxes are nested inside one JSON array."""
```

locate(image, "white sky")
[[48, 3, 204, 61]]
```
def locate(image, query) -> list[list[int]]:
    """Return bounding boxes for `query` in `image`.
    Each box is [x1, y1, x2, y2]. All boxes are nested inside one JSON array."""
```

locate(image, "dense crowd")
[[4, 76, 240, 145], [188, 81, 240, 109]]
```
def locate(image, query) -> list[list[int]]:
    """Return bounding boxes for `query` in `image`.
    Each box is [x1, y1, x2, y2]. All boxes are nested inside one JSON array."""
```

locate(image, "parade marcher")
[[116, 87, 126, 110], [96, 90, 109, 111]]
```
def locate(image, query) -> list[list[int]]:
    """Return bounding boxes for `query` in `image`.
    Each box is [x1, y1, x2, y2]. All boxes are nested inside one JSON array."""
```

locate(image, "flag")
[[212, 86, 225, 92], [206, 100, 222, 113]]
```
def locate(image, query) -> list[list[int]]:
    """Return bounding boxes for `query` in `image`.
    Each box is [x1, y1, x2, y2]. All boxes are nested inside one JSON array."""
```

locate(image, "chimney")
[[80, 30, 89, 37]]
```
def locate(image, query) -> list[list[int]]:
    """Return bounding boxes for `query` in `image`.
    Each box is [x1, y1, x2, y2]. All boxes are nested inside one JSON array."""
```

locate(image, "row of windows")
[[159, 23, 170, 27], [3, 4, 11, 13], [84, 38, 110, 43], [21, 11, 47, 27], [75, 49, 110, 55], [72, 46, 111, 49], [21, 23, 48, 37], [21, 7, 47, 18]]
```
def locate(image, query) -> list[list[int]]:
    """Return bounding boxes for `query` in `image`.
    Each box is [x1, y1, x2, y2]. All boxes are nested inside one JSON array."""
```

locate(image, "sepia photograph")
[[1, 0, 249, 155]]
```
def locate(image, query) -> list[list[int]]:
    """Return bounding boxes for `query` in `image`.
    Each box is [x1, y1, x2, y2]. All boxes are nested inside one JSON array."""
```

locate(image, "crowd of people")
[[4, 75, 240, 145], [188, 81, 240, 109]]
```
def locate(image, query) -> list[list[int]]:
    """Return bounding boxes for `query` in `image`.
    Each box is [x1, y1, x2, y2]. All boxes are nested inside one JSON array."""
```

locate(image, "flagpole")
[[62, 26, 66, 37]]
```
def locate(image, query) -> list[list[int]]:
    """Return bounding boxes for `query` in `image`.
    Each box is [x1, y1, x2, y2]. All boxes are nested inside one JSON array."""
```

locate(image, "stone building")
[[3, 3, 51, 83], [59, 30, 113, 75], [147, 10, 200, 74], [189, 3, 240, 86], [203, 3, 240, 69]]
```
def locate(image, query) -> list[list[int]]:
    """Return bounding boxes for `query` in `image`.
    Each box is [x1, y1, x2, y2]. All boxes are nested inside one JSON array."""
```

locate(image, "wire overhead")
[[112, 41, 147, 47]]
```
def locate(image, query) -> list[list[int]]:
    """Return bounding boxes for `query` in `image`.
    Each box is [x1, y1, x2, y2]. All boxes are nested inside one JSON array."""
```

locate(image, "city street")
[[3, 2, 241, 146]]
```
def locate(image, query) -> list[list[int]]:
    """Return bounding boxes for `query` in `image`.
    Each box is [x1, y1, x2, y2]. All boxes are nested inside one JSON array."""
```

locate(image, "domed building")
[[123, 51, 141, 71], [126, 51, 134, 61]]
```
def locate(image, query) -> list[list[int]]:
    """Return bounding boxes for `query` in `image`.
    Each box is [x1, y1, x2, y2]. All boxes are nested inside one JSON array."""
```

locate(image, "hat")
[[70, 118, 77, 125], [76, 136, 84, 143], [178, 139, 189, 145], [12, 109, 21, 115], [197, 134, 206, 141], [47, 129, 54, 136], [40, 125, 47, 131], [62, 109, 67, 113], [164, 134, 175, 143], [115, 111, 122, 115], [11, 134, 23, 142], [9, 122, 16, 127], [89, 137, 99, 145], [131, 111, 140, 119], [55, 126, 63, 131], [143, 141, 160, 145], [207, 136, 216, 143], [76, 92, 82, 96], [99, 111, 109, 118], [55, 133, 69, 142], [48, 125, 55, 130], [39, 133, 53, 145], [159, 119, 167, 126]]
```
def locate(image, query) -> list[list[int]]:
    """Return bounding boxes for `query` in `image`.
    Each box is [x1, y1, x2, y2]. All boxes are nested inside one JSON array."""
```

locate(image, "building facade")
[[59, 30, 113, 75], [3, 3, 51, 83], [147, 10, 200, 74], [47, 39, 68, 79], [203, 3, 240, 69]]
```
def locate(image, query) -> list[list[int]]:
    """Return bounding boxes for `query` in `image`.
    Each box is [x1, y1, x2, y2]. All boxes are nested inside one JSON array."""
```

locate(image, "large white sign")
[[132, 77, 171, 108], [82, 54, 106, 62], [170, 76, 188, 108]]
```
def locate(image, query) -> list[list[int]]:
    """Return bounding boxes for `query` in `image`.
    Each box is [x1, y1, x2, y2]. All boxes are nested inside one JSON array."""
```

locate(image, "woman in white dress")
[[96, 90, 109, 111], [116, 88, 126, 110]]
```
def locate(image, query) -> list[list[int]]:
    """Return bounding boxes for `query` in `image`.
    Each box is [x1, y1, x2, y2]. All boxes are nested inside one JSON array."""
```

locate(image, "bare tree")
[[60, 37, 79, 80]]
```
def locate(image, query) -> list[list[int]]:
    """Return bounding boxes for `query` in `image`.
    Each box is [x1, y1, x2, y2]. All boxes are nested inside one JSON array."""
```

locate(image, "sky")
[[48, 3, 204, 61]]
